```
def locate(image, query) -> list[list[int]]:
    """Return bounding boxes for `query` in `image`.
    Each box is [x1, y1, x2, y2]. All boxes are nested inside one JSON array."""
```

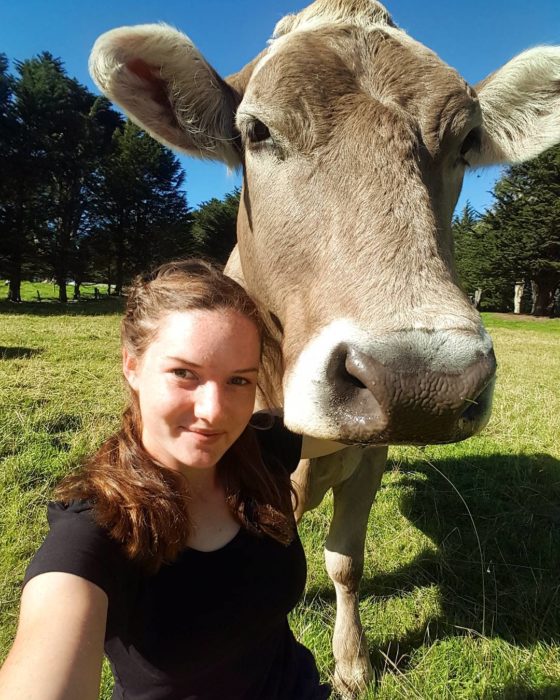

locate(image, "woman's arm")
[[0, 572, 107, 700]]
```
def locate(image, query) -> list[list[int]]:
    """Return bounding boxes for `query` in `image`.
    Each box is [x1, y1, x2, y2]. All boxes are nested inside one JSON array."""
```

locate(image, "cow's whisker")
[[414, 448, 487, 638]]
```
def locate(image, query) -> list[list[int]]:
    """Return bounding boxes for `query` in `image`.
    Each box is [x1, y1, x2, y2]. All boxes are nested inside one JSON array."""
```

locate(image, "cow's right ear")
[[89, 24, 243, 167]]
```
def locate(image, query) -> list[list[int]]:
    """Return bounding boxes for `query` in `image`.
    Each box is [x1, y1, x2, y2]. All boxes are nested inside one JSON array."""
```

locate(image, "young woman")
[[0, 260, 335, 700]]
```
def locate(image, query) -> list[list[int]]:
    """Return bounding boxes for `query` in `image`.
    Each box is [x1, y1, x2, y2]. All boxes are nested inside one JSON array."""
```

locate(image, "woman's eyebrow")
[[165, 357, 258, 373]]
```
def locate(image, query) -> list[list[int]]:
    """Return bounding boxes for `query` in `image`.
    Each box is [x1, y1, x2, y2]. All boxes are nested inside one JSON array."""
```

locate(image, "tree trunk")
[[473, 289, 482, 309], [531, 275, 559, 316], [115, 219, 125, 295], [7, 192, 25, 302], [514, 281, 524, 314], [57, 273, 68, 303], [8, 275, 22, 302], [530, 281, 538, 315]]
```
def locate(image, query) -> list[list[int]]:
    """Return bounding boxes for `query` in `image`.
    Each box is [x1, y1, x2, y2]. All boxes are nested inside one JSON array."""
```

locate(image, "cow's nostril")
[[326, 344, 377, 393], [342, 363, 367, 390]]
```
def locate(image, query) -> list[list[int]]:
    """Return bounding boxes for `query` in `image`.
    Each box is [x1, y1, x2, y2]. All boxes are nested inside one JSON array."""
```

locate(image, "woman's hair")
[[56, 259, 295, 573]]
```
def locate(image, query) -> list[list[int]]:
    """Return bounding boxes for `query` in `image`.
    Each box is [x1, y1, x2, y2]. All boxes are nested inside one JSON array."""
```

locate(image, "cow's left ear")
[[90, 24, 243, 167], [467, 47, 560, 167]]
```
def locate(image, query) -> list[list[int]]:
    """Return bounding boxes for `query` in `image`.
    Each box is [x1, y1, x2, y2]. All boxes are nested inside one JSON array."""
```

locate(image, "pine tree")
[[90, 121, 193, 292], [191, 188, 240, 264], [483, 145, 560, 316], [0, 54, 121, 301], [0, 54, 47, 301], [452, 203, 512, 310]]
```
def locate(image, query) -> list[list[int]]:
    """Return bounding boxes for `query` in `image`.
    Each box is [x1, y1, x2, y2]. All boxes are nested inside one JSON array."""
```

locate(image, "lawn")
[[3, 280, 112, 303], [1, 308, 559, 699]]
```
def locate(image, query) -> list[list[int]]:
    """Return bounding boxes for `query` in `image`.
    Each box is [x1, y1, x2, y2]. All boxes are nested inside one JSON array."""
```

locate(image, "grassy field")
[[1, 305, 559, 699], [3, 280, 112, 303]]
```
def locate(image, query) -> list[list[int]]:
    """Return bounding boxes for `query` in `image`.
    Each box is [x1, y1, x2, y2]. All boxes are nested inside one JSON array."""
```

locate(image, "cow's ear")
[[89, 24, 243, 167], [467, 47, 560, 167]]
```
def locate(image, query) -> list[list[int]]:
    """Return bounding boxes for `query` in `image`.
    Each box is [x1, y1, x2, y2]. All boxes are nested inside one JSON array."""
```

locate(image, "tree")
[[90, 121, 193, 293], [452, 203, 511, 311], [483, 145, 560, 316], [22, 55, 120, 302], [0, 54, 47, 301], [0, 53, 121, 302], [191, 188, 240, 264]]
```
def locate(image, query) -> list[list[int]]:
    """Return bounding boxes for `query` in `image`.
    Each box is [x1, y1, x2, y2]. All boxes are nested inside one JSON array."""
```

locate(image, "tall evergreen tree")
[[453, 203, 513, 311], [0, 54, 47, 301], [91, 121, 192, 293], [191, 188, 240, 264], [483, 145, 560, 315], [21, 54, 119, 301], [0, 54, 120, 302]]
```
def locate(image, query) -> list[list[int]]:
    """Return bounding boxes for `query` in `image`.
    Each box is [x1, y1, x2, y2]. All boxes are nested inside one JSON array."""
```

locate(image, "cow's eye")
[[459, 128, 481, 164], [246, 119, 272, 146]]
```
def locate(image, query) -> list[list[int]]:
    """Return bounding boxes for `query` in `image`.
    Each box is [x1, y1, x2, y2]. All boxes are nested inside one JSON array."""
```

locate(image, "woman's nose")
[[194, 382, 225, 423]]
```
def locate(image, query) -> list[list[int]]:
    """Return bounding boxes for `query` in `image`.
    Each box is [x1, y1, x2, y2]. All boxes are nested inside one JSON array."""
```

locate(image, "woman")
[[0, 260, 335, 700]]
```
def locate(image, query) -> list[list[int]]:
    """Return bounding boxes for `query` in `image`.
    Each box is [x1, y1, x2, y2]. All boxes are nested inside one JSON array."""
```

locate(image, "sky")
[[1, 0, 558, 215]]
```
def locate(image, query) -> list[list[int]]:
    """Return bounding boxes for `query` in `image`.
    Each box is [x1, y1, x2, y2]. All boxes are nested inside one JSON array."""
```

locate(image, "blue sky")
[[1, 0, 558, 215]]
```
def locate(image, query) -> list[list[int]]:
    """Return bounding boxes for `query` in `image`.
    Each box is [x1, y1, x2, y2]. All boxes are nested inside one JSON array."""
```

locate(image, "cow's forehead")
[[244, 25, 476, 143]]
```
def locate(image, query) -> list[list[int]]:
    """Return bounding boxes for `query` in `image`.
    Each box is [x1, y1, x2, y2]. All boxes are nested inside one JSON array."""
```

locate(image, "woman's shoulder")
[[45, 499, 112, 541], [24, 499, 127, 599]]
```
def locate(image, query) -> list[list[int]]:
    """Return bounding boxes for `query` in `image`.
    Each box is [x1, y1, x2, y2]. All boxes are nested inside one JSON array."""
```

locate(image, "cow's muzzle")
[[325, 337, 497, 445]]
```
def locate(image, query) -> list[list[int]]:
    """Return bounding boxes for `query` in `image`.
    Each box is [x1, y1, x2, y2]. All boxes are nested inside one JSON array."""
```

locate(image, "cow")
[[89, 1, 560, 695]]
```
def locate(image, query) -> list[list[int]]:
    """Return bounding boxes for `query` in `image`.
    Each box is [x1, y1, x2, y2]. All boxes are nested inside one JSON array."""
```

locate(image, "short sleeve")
[[253, 416, 303, 474], [23, 501, 123, 600]]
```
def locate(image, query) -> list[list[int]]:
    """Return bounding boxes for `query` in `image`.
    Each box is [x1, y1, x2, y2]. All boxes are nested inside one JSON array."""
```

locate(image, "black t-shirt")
[[24, 421, 330, 700]]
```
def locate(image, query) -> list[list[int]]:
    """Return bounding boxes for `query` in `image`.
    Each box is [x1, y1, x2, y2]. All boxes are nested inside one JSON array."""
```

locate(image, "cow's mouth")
[[455, 375, 495, 438]]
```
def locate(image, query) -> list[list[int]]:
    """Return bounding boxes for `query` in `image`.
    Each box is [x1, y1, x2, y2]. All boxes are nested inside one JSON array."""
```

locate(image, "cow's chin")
[[283, 376, 495, 447]]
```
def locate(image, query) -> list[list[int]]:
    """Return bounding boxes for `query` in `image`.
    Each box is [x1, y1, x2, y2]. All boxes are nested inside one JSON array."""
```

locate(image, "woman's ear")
[[122, 348, 139, 390]]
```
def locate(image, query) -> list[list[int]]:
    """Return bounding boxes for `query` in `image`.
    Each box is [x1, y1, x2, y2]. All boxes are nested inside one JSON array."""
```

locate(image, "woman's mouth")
[[185, 428, 224, 442]]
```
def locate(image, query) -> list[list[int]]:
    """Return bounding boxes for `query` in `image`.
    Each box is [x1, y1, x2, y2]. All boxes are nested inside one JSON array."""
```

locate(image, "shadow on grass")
[[0, 298, 124, 317], [496, 684, 560, 699], [0, 346, 43, 359], [308, 452, 560, 678]]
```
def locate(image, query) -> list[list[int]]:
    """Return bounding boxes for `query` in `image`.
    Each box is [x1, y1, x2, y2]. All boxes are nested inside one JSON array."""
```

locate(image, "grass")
[[1, 308, 559, 699], [2, 280, 113, 303]]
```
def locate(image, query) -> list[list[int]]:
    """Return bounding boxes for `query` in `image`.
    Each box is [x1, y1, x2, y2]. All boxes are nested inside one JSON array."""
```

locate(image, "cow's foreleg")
[[292, 457, 333, 522], [325, 446, 387, 698]]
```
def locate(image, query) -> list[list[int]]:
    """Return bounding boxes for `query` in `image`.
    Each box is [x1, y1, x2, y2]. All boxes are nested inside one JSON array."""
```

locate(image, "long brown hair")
[[56, 259, 295, 573]]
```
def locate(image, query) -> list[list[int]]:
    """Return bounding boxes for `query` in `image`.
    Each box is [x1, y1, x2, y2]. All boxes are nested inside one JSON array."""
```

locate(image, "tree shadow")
[[0, 346, 43, 359], [0, 298, 124, 317], [308, 452, 560, 680]]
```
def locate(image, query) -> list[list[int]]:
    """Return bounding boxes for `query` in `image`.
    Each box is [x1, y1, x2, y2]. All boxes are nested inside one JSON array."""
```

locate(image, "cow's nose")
[[326, 337, 497, 444]]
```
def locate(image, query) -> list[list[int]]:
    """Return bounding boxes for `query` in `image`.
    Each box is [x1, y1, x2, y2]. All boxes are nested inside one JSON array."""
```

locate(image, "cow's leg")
[[292, 457, 333, 522], [325, 446, 387, 698]]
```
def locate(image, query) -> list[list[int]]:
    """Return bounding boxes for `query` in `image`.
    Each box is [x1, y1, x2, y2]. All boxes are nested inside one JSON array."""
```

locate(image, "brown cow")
[[90, 1, 560, 694]]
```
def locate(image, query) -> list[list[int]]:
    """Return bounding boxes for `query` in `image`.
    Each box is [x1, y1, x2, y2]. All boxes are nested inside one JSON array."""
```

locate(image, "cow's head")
[[90, 0, 560, 444]]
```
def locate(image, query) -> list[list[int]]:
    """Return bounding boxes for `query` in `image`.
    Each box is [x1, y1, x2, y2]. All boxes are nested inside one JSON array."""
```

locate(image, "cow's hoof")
[[333, 661, 373, 699]]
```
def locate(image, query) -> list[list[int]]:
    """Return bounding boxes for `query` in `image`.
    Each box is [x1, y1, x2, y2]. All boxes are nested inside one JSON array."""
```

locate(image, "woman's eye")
[[172, 368, 196, 380], [229, 376, 250, 386]]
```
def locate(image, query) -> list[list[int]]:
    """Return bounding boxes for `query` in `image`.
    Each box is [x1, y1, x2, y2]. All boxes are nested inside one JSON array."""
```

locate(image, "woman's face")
[[123, 309, 261, 472]]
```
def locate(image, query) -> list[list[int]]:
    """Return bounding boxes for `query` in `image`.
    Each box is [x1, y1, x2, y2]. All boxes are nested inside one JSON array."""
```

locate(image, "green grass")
[[481, 312, 560, 334], [1, 310, 559, 698], [3, 280, 112, 303]]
